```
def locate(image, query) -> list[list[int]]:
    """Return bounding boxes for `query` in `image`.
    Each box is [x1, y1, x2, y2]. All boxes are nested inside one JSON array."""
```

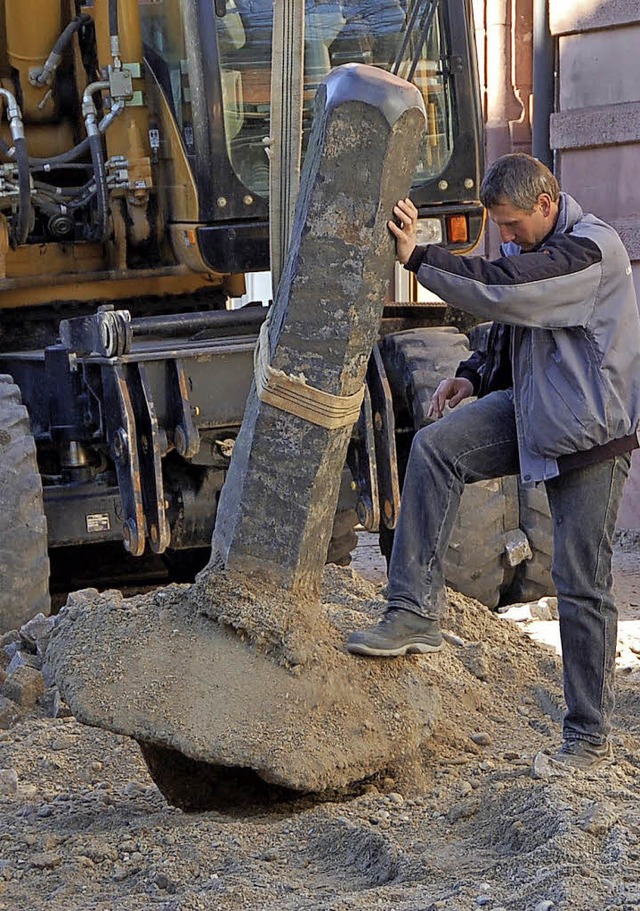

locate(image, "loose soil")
[[2, 533, 640, 911]]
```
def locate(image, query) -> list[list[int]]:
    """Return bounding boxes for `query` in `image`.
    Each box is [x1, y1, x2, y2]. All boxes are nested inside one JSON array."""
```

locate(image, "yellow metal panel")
[[0, 264, 225, 309], [87, 1, 152, 161], [5, 0, 62, 122]]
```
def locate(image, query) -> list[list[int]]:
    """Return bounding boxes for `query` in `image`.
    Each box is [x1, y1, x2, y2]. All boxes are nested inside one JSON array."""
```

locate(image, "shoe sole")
[[346, 641, 444, 657]]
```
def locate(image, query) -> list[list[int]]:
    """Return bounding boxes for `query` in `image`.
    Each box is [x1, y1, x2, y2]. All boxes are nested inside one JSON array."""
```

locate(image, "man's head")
[[480, 153, 560, 250]]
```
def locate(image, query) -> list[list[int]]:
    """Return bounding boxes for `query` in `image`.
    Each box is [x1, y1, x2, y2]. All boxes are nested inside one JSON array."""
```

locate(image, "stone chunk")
[[20, 612, 57, 657], [0, 768, 18, 795], [0, 695, 21, 729], [1, 664, 45, 708]]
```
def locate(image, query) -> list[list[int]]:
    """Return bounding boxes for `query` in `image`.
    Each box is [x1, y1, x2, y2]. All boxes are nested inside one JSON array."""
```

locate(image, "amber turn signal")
[[446, 214, 468, 244]]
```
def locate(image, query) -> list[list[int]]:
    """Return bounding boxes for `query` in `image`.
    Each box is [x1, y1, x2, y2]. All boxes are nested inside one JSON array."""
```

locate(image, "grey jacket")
[[405, 193, 640, 483]]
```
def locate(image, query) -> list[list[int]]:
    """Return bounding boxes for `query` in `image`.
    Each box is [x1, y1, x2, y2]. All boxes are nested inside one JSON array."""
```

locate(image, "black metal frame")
[[410, 0, 485, 236], [0, 308, 265, 553]]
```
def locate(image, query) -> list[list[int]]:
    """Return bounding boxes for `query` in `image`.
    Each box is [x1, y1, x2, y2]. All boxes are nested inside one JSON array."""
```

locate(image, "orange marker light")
[[446, 215, 468, 245]]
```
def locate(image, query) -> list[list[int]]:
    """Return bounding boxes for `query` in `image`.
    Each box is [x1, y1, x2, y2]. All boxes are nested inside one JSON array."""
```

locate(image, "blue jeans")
[[387, 388, 631, 744]]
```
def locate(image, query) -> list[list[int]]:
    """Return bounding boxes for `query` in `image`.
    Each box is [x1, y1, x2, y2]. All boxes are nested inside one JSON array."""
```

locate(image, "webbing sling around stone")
[[254, 320, 365, 429]]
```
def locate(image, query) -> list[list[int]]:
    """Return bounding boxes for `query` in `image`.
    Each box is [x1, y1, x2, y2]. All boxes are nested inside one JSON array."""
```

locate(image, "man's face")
[[488, 194, 558, 251]]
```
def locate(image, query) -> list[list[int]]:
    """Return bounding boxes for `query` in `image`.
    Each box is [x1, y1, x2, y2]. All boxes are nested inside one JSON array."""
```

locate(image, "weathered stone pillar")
[[46, 66, 438, 803], [211, 63, 426, 595]]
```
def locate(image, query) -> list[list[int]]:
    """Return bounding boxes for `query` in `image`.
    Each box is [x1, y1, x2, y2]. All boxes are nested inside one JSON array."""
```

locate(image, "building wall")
[[473, 0, 640, 280], [549, 0, 640, 299]]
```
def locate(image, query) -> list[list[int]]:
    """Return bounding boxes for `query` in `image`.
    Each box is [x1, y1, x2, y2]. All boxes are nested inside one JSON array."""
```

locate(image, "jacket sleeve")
[[404, 234, 603, 329], [455, 349, 485, 395]]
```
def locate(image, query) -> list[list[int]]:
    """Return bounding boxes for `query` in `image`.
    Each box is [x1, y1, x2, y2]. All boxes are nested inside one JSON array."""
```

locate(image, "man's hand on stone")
[[428, 377, 474, 419], [388, 197, 418, 264]]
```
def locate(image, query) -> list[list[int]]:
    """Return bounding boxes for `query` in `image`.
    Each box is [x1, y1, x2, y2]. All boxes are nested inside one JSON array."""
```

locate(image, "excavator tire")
[[379, 327, 509, 608], [0, 376, 50, 633], [380, 326, 471, 431], [444, 478, 511, 609], [504, 483, 555, 603]]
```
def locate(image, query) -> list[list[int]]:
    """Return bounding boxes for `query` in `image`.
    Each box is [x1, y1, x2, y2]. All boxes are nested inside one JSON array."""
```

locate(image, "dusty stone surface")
[[2, 538, 640, 908], [213, 66, 425, 591]]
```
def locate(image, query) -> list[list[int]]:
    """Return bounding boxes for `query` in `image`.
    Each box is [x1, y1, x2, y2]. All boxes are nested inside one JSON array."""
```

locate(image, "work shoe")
[[549, 739, 615, 770], [346, 608, 443, 657], [532, 739, 614, 778]]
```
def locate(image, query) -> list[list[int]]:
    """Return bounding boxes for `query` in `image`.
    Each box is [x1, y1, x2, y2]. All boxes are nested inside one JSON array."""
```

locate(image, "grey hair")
[[480, 153, 560, 212]]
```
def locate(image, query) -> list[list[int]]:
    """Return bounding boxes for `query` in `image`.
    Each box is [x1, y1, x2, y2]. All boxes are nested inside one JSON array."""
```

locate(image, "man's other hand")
[[428, 377, 474, 419], [388, 197, 418, 264]]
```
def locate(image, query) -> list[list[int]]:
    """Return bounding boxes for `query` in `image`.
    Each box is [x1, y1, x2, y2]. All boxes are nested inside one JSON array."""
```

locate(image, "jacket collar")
[[555, 192, 583, 234]]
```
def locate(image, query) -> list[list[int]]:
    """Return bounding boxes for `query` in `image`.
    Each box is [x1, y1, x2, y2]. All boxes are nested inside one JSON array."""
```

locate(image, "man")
[[347, 153, 640, 771]]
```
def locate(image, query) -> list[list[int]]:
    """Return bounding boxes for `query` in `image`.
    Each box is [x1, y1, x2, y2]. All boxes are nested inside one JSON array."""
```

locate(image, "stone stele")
[[47, 65, 440, 806]]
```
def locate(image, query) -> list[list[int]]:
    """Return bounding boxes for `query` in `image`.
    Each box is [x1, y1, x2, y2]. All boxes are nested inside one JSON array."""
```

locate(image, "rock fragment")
[[0, 664, 44, 708], [0, 768, 18, 795]]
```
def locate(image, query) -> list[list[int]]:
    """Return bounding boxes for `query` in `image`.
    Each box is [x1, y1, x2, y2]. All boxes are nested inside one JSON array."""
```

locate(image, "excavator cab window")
[[137, 0, 482, 268], [140, 1, 194, 147], [212, 0, 456, 199]]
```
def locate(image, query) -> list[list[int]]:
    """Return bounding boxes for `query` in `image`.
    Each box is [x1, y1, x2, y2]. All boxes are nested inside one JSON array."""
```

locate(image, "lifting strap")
[[254, 321, 365, 430]]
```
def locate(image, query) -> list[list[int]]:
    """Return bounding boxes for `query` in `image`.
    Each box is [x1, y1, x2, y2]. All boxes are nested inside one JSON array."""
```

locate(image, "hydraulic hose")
[[85, 130, 108, 242], [12, 136, 31, 245], [82, 80, 111, 242], [27, 101, 124, 169], [109, 0, 121, 64], [0, 88, 30, 245], [34, 14, 93, 87], [28, 92, 124, 236], [34, 177, 96, 214], [109, 0, 119, 40], [34, 178, 91, 197]]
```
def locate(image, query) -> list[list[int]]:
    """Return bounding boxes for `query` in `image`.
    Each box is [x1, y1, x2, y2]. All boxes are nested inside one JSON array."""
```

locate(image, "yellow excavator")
[[2, 1, 543, 637]]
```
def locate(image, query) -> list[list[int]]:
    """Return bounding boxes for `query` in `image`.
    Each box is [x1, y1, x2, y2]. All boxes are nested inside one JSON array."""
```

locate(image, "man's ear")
[[538, 193, 553, 217]]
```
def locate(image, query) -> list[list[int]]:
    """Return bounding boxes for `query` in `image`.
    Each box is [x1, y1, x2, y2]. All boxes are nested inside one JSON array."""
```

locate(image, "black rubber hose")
[[34, 182, 97, 215], [34, 177, 92, 198], [26, 101, 123, 169], [0, 132, 92, 167], [49, 14, 92, 60], [31, 163, 93, 172], [85, 132, 109, 242], [109, 0, 119, 42], [24, 101, 124, 169], [12, 136, 31, 246], [29, 138, 92, 168]]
